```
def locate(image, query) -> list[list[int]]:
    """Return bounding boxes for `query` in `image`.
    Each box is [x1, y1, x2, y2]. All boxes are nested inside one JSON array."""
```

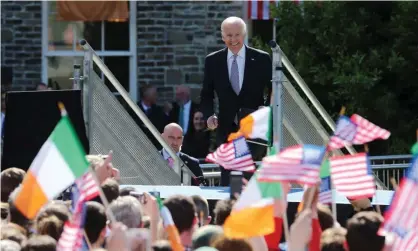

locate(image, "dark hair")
[[21, 235, 57, 251], [191, 195, 209, 223], [346, 211, 385, 251], [213, 198, 236, 225], [101, 178, 120, 203], [152, 240, 172, 251], [1, 167, 26, 202], [35, 201, 71, 240], [119, 186, 136, 197], [84, 201, 107, 244], [163, 195, 196, 233]]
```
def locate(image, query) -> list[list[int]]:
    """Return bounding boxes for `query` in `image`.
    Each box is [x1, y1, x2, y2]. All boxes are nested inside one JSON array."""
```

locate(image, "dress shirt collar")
[[227, 45, 246, 60]]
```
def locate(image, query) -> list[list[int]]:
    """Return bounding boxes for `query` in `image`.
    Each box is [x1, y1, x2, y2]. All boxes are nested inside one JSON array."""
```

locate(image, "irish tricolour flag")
[[14, 104, 89, 219], [228, 106, 272, 142]]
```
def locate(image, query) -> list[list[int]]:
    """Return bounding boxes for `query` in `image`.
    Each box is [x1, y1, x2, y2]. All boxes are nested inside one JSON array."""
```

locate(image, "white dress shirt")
[[180, 100, 191, 134], [227, 46, 246, 92], [162, 148, 179, 160], [141, 102, 150, 112]]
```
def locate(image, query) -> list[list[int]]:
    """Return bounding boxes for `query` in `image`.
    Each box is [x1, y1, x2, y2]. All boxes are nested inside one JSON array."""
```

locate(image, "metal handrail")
[[79, 39, 195, 183], [200, 155, 413, 169], [279, 48, 357, 155]]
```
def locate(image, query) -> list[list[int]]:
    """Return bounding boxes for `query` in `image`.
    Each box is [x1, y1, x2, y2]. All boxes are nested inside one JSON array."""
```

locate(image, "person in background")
[[36, 83, 50, 91], [161, 123, 206, 186], [182, 111, 212, 159], [200, 16, 272, 186], [191, 195, 211, 226], [133, 85, 167, 149], [167, 85, 198, 135]]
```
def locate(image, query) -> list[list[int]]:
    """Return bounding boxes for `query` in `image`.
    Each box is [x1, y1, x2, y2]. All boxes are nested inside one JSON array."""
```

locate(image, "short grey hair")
[[0, 240, 21, 251], [109, 196, 142, 228], [221, 16, 247, 36]]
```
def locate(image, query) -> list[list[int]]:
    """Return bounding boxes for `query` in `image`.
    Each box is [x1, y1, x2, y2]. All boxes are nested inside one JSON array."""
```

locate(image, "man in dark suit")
[[168, 85, 198, 135], [134, 85, 168, 149], [161, 123, 206, 186], [200, 16, 272, 186]]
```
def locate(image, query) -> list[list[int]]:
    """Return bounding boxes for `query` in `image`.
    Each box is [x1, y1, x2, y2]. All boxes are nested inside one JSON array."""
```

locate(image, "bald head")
[[221, 17, 246, 55], [175, 85, 191, 104], [162, 123, 183, 153]]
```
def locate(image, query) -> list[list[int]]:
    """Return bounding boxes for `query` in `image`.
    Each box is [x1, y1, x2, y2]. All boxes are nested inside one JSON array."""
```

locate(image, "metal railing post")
[[82, 48, 93, 141], [79, 39, 194, 185]]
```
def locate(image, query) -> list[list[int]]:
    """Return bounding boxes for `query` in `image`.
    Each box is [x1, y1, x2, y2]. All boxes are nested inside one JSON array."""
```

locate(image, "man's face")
[[163, 127, 183, 153], [222, 22, 245, 54], [175, 86, 189, 105], [146, 87, 158, 104]]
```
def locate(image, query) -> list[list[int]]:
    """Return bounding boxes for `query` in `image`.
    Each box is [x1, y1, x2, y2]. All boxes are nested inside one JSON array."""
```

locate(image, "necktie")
[[178, 105, 184, 129], [230, 54, 240, 95], [167, 157, 174, 168]]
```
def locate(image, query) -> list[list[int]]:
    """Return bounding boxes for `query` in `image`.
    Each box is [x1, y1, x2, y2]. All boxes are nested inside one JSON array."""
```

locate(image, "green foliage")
[[253, 1, 418, 154]]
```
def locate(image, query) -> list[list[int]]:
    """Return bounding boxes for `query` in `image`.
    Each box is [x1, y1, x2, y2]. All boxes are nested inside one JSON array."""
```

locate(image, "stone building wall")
[[1, 1, 42, 89], [0, 1, 244, 98], [136, 1, 243, 102]]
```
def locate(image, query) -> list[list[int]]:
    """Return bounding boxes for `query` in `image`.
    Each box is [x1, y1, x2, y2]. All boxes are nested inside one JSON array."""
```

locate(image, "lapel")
[[220, 47, 230, 86], [239, 45, 253, 98]]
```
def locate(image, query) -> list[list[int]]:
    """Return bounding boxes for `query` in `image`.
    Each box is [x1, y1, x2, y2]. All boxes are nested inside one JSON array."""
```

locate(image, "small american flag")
[[57, 171, 100, 251], [328, 114, 390, 150], [388, 228, 418, 251], [381, 156, 418, 234], [329, 153, 375, 200], [248, 0, 279, 20], [206, 136, 255, 172], [257, 144, 325, 186], [319, 177, 332, 204], [77, 172, 100, 202]]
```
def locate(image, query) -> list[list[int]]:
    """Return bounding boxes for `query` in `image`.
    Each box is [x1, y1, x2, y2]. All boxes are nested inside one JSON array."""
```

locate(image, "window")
[[41, 1, 137, 101]]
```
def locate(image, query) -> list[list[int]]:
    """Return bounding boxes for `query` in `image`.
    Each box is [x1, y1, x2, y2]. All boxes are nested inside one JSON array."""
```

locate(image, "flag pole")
[[305, 107, 345, 216], [365, 144, 382, 215], [58, 102, 117, 223]]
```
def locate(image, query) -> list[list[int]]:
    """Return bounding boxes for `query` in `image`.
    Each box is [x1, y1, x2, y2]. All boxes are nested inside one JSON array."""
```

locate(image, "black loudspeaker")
[[1, 90, 89, 171]]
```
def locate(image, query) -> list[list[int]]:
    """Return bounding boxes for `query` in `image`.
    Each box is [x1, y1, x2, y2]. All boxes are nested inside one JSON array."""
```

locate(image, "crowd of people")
[[0, 15, 395, 251], [0, 156, 387, 251]]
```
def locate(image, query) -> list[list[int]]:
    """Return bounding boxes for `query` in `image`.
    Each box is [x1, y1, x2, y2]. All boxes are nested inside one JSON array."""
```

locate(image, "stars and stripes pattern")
[[248, 0, 279, 20], [328, 114, 390, 150], [329, 153, 375, 200], [257, 144, 325, 186], [319, 177, 332, 204], [57, 171, 100, 251], [383, 228, 418, 251], [206, 136, 256, 172], [77, 172, 100, 202], [247, 0, 302, 20], [381, 156, 418, 234]]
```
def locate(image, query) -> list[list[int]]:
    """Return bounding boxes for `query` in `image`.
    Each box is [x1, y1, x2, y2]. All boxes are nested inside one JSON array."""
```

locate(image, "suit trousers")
[[219, 123, 267, 186]]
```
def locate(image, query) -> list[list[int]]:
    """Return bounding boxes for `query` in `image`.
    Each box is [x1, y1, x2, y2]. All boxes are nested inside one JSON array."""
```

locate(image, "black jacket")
[[160, 150, 207, 186]]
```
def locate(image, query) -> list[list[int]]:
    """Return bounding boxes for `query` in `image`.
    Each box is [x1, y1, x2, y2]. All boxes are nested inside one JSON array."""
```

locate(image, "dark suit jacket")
[[159, 150, 206, 186], [200, 45, 272, 146], [168, 101, 199, 134], [133, 102, 168, 149]]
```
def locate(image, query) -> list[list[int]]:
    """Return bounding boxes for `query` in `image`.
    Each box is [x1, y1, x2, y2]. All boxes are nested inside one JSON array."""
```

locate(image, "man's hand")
[[207, 114, 218, 130]]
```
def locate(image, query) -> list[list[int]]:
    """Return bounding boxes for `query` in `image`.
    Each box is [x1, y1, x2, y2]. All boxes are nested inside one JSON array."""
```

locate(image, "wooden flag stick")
[[88, 164, 117, 223], [339, 106, 346, 116], [390, 178, 399, 191], [83, 230, 93, 249], [365, 144, 382, 215]]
